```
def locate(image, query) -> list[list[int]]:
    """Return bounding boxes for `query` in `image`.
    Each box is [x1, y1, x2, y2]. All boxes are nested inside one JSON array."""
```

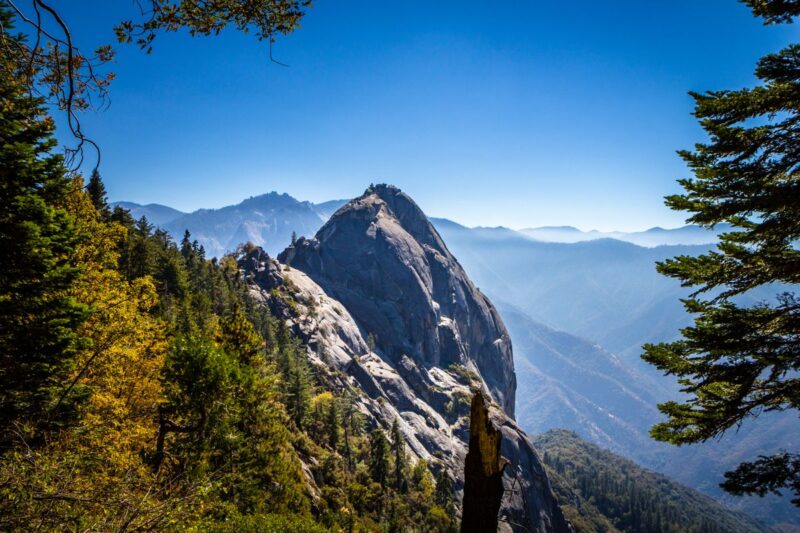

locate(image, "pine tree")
[[277, 337, 312, 429], [641, 0, 800, 504], [434, 467, 454, 511], [180, 229, 192, 259], [369, 428, 390, 489], [135, 215, 153, 237], [219, 305, 263, 364], [122, 216, 157, 280], [289, 355, 311, 428], [275, 321, 294, 375], [326, 397, 340, 450], [86, 169, 110, 219], [391, 418, 408, 493], [0, 8, 89, 447], [341, 392, 358, 472]]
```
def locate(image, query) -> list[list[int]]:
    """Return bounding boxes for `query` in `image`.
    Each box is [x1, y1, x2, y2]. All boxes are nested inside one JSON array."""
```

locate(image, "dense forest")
[[533, 430, 764, 533], [0, 10, 457, 530]]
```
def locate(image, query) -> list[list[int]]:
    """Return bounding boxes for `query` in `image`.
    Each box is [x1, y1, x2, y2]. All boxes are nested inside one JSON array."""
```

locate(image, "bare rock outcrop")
[[242, 184, 569, 532], [279, 184, 516, 416]]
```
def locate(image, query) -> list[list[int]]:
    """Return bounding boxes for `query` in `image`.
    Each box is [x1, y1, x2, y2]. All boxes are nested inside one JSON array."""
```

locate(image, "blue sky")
[[51, 1, 797, 230]]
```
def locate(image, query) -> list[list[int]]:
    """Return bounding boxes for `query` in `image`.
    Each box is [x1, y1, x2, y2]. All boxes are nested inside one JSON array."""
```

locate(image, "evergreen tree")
[[135, 215, 153, 237], [219, 305, 263, 364], [341, 392, 358, 472], [180, 229, 193, 259], [277, 337, 312, 429], [434, 467, 456, 531], [110, 204, 135, 227], [434, 467, 454, 512], [275, 321, 294, 375], [121, 216, 157, 280], [0, 9, 89, 447], [85, 169, 110, 219], [326, 397, 340, 450], [391, 418, 408, 493], [642, 0, 800, 504], [289, 357, 311, 428], [369, 428, 390, 489]]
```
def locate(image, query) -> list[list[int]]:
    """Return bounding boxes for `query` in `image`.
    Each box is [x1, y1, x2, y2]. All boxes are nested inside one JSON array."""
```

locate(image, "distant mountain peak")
[[238, 191, 307, 210]]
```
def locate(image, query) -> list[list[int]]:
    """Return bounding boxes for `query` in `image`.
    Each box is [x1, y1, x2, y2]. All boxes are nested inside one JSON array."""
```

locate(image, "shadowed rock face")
[[279, 184, 517, 416]]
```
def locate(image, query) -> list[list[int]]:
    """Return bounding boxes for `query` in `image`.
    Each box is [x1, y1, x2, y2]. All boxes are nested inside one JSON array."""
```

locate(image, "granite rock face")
[[279, 184, 516, 416], [243, 184, 569, 532]]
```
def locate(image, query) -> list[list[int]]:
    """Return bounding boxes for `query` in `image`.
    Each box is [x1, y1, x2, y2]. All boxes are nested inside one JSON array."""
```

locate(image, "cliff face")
[[279, 184, 516, 416], [243, 184, 569, 532]]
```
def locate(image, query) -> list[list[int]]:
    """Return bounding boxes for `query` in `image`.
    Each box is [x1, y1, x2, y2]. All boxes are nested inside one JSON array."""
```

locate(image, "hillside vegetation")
[[533, 430, 766, 533]]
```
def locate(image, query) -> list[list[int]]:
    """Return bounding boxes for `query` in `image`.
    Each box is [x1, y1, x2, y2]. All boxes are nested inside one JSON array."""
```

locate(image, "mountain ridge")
[[249, 184, 571, 531], [112, 195, 726, 251]]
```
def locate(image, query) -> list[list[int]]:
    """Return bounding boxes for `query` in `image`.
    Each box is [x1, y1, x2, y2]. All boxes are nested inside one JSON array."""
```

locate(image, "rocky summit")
[[240, 184, 569, 532], [279, 184, 517, 416]]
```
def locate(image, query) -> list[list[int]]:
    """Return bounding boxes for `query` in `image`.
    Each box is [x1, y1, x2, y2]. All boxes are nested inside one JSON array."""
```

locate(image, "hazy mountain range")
[[520, 224, 731, 247], [113, 191, 799, 526], [432, 216, 799, 526], [112, 195, 725, 255], [113, 194, 345, 257]]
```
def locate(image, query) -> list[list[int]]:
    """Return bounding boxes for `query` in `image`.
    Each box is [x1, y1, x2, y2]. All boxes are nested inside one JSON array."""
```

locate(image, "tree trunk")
[[461, 391, 508, 533]]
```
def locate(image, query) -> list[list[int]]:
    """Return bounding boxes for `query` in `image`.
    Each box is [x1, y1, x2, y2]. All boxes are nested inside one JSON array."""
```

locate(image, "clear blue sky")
[[53, 1, 797, 231]]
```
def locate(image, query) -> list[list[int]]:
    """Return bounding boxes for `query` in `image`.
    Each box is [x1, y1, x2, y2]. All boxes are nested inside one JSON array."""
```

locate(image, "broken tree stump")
[[461, 391, 509, 533]]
